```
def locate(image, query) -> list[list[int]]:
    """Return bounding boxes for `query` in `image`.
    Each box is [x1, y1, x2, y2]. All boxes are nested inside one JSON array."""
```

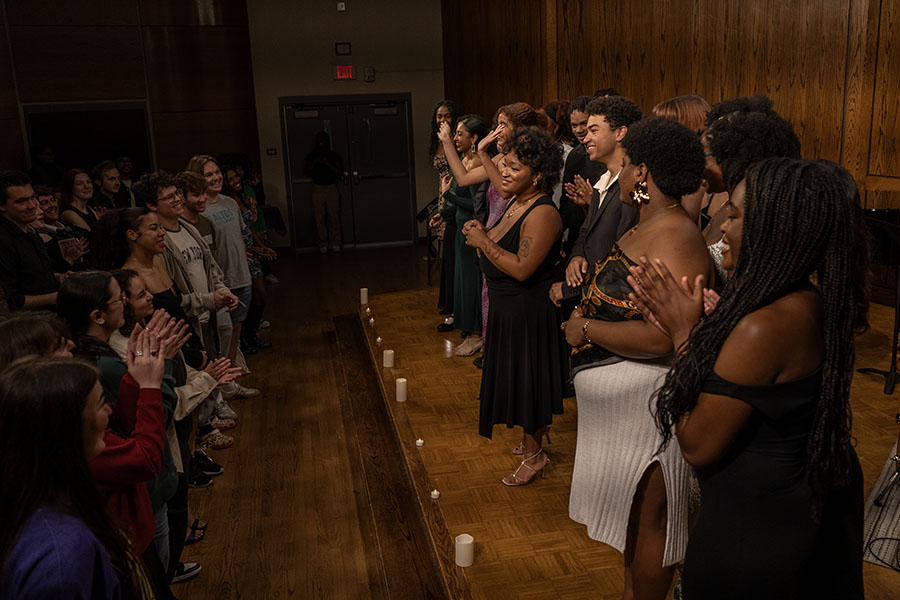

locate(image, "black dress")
[[682, 369, 864, 599], [478, 196, 567, 438]]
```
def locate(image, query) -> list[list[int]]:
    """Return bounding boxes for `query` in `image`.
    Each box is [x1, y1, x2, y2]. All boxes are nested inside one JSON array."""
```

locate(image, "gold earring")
[[630, 180, 650, 205]]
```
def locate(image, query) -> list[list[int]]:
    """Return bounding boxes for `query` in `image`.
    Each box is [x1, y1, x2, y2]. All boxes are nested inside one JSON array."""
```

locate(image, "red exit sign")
[[335, 65, 354, 80]]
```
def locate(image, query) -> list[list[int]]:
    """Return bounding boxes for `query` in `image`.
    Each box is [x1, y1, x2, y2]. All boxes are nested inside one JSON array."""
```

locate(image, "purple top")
[[1, 507, 124, 600], [485, 184, 508, 229]]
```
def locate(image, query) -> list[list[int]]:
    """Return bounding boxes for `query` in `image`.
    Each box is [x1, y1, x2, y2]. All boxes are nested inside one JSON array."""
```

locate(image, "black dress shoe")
[[437, 316, 454, 332], [239, 340, 258, 355], [249, 335, 272, 349], [473, 355, 483, 369]]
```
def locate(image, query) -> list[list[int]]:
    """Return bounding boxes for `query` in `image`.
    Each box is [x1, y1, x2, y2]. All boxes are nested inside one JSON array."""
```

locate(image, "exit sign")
[[335, 65, 354, 80]]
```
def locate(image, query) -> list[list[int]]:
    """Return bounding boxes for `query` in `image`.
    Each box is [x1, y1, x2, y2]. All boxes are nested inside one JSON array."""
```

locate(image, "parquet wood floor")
[[360, 286, 900, 600], [172, 246, 900, 598]]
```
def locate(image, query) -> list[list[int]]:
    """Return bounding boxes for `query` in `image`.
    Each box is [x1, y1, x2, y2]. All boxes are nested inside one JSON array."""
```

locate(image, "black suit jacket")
[[560, 180, 639, 301]]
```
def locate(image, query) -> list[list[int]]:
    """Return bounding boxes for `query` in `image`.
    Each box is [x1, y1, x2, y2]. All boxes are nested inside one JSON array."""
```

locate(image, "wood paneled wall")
[[0, 0, 258, 173], [443, 0, 900, 208]]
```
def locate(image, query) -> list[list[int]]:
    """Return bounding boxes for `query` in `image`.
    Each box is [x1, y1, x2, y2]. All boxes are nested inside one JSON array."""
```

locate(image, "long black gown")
[[682, 369, 864, 599], [478, 195, 567, 438]]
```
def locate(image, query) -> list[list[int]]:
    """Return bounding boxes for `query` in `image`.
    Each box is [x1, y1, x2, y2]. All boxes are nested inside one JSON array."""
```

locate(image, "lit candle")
[[383, 349, 394, 368], [360, 287, 368, 304], [396, 378, 407, 402], [455, 534, 474, 567], [365, 307, 371, 315], [369, 317, 375, 326], [430, 489, 440, 499], [376, 336, 383, 344], [416, 438, 424, 447]]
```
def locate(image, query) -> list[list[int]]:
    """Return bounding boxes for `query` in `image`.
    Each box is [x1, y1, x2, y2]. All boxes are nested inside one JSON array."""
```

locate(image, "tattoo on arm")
[[518, 236, 533, 258], [484, 238, 505, 262]]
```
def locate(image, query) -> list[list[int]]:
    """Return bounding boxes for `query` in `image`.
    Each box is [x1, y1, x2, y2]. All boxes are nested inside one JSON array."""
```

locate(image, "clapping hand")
[[126, 326, 167, 389], [62, 238, 89, 265], [204, 357, 243, 385], [564, 175, 593, 207], [627, 257, 705, 340]]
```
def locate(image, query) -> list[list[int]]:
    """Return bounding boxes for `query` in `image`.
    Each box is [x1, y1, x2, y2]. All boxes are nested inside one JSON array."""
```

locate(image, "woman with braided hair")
[[629, 158, 868, 599]]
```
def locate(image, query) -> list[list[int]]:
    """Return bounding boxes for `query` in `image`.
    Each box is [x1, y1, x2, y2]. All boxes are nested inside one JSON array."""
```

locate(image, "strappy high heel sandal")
[[502, 449, 549, 486], [512, 427, 551, 455]]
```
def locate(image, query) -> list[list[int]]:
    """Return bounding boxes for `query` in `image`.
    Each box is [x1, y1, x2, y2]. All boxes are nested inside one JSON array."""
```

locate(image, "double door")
[[281, 94, 415, 249]]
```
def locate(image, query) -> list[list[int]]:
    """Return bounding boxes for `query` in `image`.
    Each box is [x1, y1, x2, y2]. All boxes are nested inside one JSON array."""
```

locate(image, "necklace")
[[624, 202, 682, 237], [504, 192, 540, 220]]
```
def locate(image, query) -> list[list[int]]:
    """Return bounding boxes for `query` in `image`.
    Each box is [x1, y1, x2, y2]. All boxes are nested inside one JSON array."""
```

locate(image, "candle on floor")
[[383, 349, 395, 368], [376, 336, 383, 344], [360, 287, 368, 304], [369, 317, 375, 326], [416, 438, 424, 447], [396, 378, 407, 402], [455, 534, 474, 567], [430, 489, 440, 499], [365, 307, 371, 315]]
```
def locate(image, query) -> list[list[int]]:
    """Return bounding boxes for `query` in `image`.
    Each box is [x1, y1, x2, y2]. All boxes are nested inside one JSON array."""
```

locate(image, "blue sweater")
[[1, 507, 123, 599]]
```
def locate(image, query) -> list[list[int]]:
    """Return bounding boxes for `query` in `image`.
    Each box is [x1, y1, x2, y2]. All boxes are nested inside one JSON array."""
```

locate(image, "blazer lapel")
[[584, 179, 620, 235]]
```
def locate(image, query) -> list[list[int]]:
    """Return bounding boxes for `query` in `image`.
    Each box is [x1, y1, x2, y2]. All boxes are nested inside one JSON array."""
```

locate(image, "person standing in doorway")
[[304, 132, 343, 253]]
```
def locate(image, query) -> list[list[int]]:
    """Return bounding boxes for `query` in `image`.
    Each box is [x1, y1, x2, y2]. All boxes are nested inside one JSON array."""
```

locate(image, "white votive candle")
[[430, 489, 440, 499], [383, 349, 394, 368], [376, 336, 383, 344], [365, 307, 371, 315], [396, 378, 407, 402], [455, 534, 474, 567], [416, 438, 424, 447], [369, 317, 375, 325], [360, 287, 368, 304]]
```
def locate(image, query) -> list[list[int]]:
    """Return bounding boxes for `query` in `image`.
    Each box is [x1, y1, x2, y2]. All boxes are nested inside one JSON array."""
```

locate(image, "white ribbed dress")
[[569, 358, 689, 567]]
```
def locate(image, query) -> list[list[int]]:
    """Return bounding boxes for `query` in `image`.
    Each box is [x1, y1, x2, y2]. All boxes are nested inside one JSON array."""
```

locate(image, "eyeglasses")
[[101, 291, 127, 310]]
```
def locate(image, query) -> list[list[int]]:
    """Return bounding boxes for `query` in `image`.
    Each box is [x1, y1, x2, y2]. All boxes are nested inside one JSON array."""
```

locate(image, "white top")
[[592, 169, 620, 211]]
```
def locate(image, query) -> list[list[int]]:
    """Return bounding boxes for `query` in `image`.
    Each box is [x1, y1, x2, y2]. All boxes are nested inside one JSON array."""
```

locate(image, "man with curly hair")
[[551, 96, 643, 309]]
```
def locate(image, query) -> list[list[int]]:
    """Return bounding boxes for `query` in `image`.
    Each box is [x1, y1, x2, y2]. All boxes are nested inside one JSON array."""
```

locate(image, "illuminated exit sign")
[[335, 65, 354, 80]]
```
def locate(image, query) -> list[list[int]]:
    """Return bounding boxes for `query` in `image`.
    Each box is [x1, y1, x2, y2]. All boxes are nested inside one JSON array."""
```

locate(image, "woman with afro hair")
[[461, 126, 567, 486], [561, 117, 713, 599]]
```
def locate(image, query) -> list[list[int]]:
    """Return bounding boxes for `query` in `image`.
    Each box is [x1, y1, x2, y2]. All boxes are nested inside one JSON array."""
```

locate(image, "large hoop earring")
[[630, 180, 650, 205]]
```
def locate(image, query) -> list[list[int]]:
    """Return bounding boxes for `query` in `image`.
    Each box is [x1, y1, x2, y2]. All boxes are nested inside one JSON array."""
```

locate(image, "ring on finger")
[[134, 350, 144, 357]]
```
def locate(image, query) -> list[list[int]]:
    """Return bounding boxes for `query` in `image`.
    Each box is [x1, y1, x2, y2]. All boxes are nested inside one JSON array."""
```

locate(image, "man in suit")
[[550, 96, 643, 309]]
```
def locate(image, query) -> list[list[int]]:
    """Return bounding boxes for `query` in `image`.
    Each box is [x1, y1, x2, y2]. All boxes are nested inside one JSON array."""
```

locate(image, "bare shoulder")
[[523, 202, 562, 230], [716, 287, 822, 385]]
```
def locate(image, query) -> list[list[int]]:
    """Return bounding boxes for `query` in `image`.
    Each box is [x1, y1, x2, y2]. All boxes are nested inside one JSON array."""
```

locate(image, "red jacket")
[[89, 374, 166, 552]]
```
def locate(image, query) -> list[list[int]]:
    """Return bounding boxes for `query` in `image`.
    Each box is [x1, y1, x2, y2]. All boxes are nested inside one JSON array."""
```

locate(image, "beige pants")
[[312, 184, 341, 248]]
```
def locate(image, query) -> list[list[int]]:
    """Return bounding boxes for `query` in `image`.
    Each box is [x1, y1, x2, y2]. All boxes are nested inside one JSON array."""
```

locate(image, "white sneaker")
[[221, 381, 261, 399], [214, 395, 238, 419], [260, 320, 271, 329]]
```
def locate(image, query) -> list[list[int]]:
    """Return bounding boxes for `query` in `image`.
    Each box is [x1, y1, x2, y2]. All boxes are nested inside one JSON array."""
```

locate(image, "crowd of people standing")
[[428, 91, 869, 599], [0, 152, 279, 598]]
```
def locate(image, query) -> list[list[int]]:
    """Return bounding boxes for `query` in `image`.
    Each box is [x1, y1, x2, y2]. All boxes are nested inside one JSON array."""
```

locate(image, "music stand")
[[858, 217, 900, 394]]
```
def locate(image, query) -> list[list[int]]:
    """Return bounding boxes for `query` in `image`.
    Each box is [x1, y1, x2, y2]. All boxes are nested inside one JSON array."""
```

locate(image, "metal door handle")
[[352, 170, 360, 185]]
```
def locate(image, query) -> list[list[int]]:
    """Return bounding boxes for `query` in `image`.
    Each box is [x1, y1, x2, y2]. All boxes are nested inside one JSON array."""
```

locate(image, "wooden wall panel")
[[442, 0, 544, 120], [449, 0, 900, 204], [869, 0, 900, 178], [9, 27, 145, 102], [4, 0, 137, 26], [151, 109, 260, 172], [138, 0, 248, 27], [142, 26, 256, 113]]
